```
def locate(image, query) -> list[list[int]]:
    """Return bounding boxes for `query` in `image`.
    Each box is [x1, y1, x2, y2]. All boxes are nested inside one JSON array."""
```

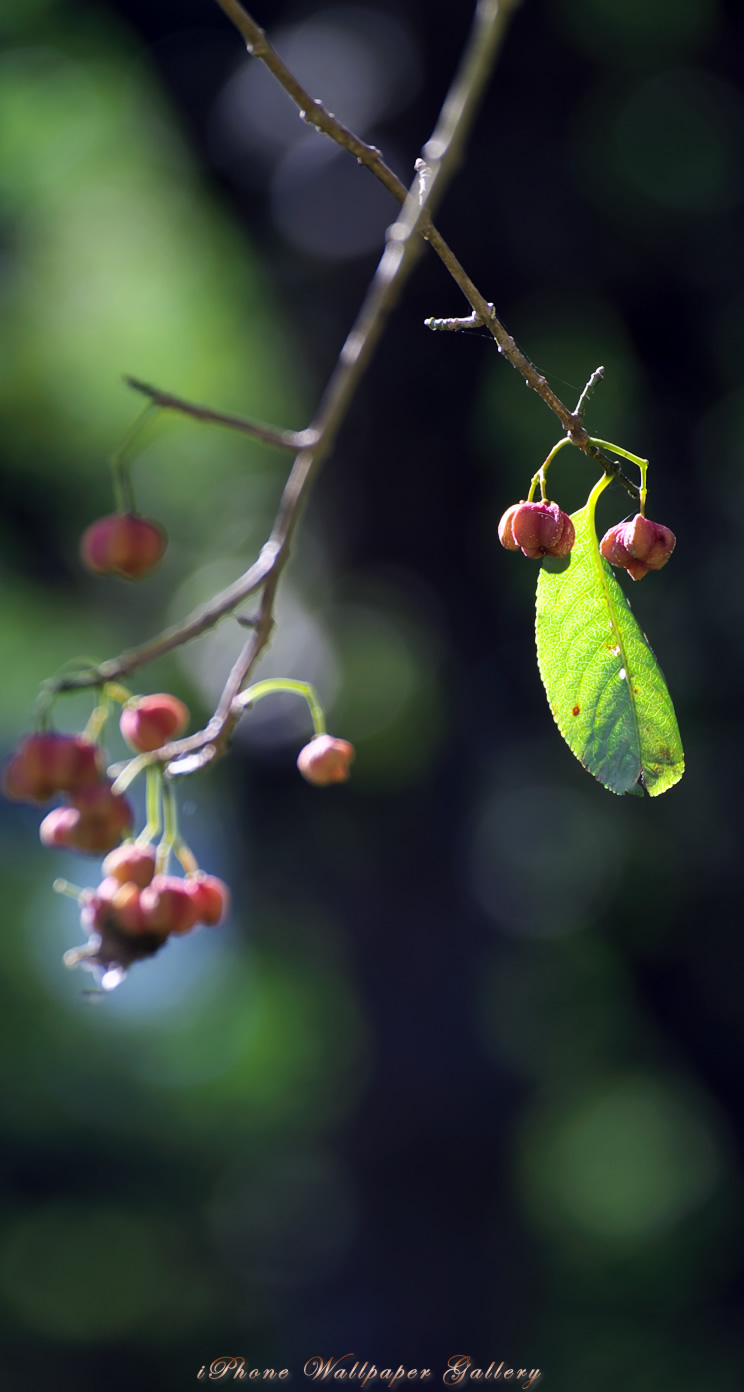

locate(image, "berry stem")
[[587, 437, 645, 466], [174, 839, 199, 876], [155, 776, 197, 875], [527, 435, 573, 502], [53, 877, 84, 899], [111, 459, 135, 515], [156, 770, 174, 874], [155, 773, 185, 868], [588, 438, 649, 470], [588, 438, 649, 514], [109, 403, 159, 514], [83, 696, 111, 746], [586, 470, 614, 535], [638, 458, 648, 516], [102, 682, 133, 705], [136, 764, 163, 847], [34, 656, 107, 728], [111, 752, 151, 795], [236, 678, 327, 736]]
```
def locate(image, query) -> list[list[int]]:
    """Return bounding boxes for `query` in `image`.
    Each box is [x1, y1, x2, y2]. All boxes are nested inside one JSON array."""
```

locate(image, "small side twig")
[[211, 0, 638, 501], [125, 376, 317, 452], [44, 0, 640, 796], [166, 0, 520, 775], [50, 0, 519, 788], [574, 365, 605, 420], [424, 309, 489, 332]]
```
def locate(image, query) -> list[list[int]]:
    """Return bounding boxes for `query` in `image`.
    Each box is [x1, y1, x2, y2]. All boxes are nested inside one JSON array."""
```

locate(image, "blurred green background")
[[1, 0, 743, 1385]]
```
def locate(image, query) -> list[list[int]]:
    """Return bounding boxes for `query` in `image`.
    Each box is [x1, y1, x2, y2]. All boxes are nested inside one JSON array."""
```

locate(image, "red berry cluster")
[[77, 845, 230, 976], [599, 514, 675, 582], [5, 685, 353, 985], [4, 733, 133, 854], [499, 501, 575, 559], [80, 513, 166, 580]]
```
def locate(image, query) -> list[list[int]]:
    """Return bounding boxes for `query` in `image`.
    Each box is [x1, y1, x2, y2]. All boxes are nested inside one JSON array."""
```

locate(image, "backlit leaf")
[[535, 480, 684, 796]]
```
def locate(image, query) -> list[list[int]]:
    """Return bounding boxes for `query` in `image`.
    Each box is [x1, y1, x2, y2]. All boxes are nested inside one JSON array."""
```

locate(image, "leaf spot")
[[572, 704, 580, 716]]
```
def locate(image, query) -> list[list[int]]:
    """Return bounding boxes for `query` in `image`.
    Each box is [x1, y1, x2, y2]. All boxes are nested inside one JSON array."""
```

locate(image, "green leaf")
[[535, 480, 684, 796]]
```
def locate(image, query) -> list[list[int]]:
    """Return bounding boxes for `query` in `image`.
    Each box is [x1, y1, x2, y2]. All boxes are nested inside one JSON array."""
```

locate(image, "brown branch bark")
[[212, 0, 638, 498], [46, 0, 639, 782], [125, 376, 317, 452], [48, 0, 524, 779]]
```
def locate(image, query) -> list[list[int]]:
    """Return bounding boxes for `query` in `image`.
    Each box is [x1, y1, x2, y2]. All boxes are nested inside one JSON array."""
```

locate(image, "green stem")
[[102, 681, 132, 705], [527, 435, 574, 503], [111, 752, 151, 796], [136, 765, 163, 848], [110, 403, 159, 515], [638, 459, 648, 516], [589, 438, 648, 514], [34, 656, 107, 729], [174, 838, 199, 876], [83, 696, 111, 746], [586, 470, 614, 531], [589, 437, 648, 468], [237, 678, 327, 735], [53, 877, 84, 899], [160, 768, 199, 872], [112, 457, 136, 515], [156, 779, 198, 874], [157, 771, 176, 873]]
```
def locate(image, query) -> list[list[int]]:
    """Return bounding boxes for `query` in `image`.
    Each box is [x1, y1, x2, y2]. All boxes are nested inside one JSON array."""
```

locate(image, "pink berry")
[[186, 872, 230, 927], [498, 502, 524, 553], [80, 513, 167, 580], [119, 694, 189, 753], [297, 734, 355, 786], [499, 500, 575, 559], [3, 733, 103, 804], [39, 781, 133, 854], [39, 805, 82, 849], [140, 875, 200, 936], [81, 881, 153, 938], [101, 844, 156, 888], [108, 882, 147, 936], [600, 514, 676, 581]]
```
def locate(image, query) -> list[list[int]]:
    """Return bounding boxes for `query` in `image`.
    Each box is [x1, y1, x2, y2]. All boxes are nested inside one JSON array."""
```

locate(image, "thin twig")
[[50, 0, 519, 784], [125, 376, 317, 452], [212, 0, 638, 500], [209, 0, 407, 205], [47, 0, 638, 786], [574, 365, 605, 420], [168, 0, 521, 774], [47, 546, 276, 695], [424, 310, 489, 331]]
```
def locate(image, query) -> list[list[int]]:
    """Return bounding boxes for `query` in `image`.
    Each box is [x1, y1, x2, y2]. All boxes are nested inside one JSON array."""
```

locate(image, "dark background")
[[1, 0, 743, 1386]]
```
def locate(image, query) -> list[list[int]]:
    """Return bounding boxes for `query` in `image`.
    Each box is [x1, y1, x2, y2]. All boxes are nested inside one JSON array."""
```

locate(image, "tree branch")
[[211, 0, 638, 500], [49, 0, 522, 781], [166, 0, 522, 773], [125, 376, 317, 451]]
